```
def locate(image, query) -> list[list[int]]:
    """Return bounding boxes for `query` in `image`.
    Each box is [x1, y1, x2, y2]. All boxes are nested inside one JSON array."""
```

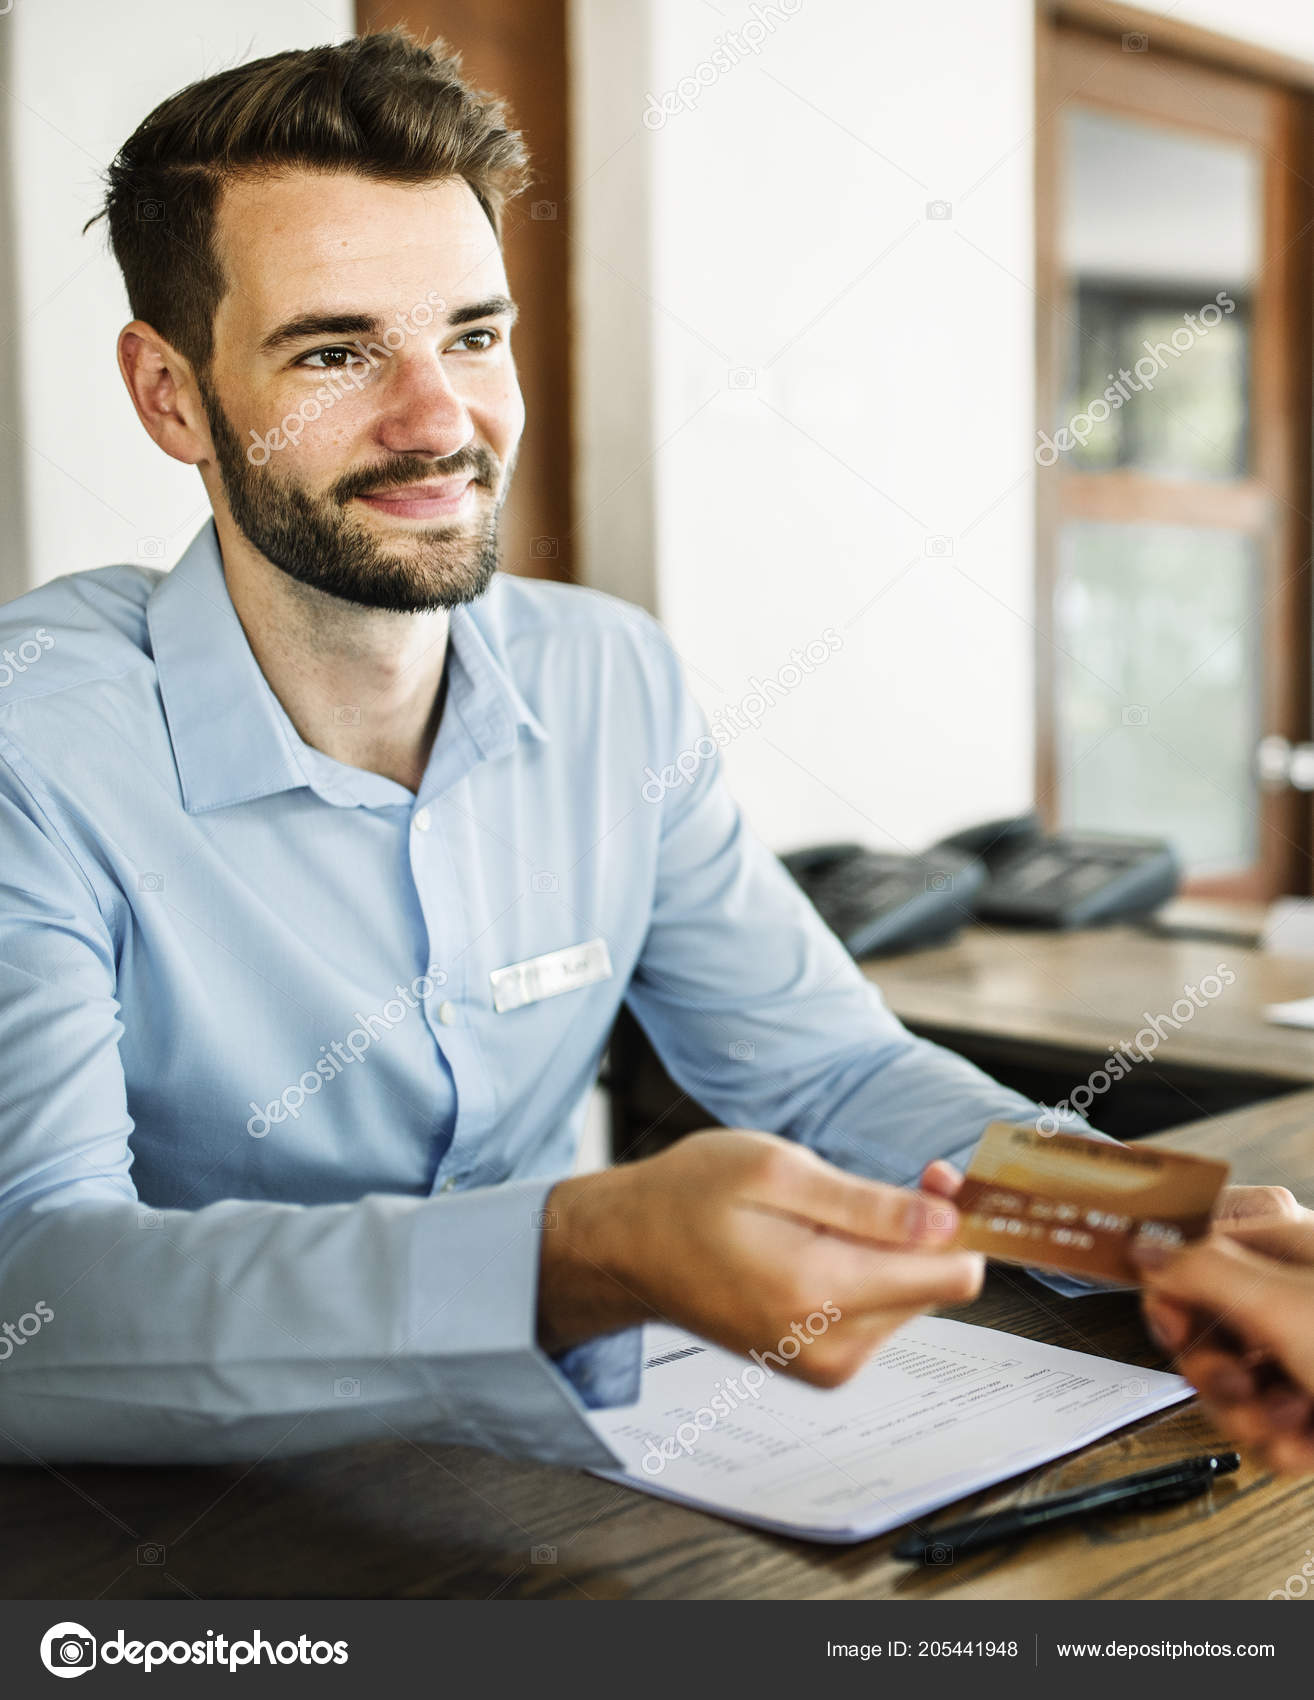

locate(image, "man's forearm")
[[778, 1026, 1095, 1187], [0, 1181, 622, 1469]]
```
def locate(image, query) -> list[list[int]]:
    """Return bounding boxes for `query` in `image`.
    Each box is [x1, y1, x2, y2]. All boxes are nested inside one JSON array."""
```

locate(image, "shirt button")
[[439, 1176, 457, 1193], [412, 807, 432, 833], [437, 1000, 458, 1026]]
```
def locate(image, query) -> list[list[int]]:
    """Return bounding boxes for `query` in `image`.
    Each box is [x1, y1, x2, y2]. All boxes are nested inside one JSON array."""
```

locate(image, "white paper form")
[[588, 1318, 1191, 1543]]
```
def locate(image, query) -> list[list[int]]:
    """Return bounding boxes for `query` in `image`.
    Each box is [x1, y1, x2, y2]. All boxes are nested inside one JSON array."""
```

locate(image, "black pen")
[[893, 1451, 1241, 1563]]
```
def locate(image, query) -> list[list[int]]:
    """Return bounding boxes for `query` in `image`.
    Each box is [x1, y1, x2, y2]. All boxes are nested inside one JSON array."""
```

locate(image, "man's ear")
[[117, 321, 210, 467]]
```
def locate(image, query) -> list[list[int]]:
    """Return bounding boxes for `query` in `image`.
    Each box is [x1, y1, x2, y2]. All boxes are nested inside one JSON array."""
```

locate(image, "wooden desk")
[[608, 913, 1314, 1154], [865, 918, 1314, 1088], [6, 1089, 1314, 1601]]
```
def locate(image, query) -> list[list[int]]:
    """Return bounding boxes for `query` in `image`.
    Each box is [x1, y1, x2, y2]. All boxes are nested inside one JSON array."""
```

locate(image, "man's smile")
[[353, 476, 478, 520]]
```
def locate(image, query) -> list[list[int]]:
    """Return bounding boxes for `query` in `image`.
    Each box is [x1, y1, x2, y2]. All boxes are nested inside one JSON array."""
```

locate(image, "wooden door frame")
[[355, 1, 576, 585], [1035, 1, 1314, 900]]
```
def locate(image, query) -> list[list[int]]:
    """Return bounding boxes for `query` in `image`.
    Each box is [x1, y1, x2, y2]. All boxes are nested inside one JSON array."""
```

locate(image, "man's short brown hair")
[[86, 28, 531, 378]]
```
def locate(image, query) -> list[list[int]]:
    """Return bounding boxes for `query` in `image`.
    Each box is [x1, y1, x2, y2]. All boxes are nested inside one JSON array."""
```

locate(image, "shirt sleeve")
[[550, 1329, 644, 1407], [0, 761, 628, 1468], [624, 624, 1117, 1256]]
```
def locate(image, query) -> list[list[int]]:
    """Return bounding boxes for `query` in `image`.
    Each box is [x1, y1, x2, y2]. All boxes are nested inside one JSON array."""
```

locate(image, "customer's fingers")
[[1262, 1429, 1314, 1476], [1176, 1344, 1258, 1406], [1254, 1386, 1314, 1433], [1133, 1235, 1299, 1344], [1210, 1215, 1314, 1264], [1142, 1293, 1192, 1355], [1214, 1184, 1304, 1227]]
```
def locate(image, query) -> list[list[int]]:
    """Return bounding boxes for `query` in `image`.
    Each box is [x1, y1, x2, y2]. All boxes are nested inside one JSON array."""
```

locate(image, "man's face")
[[197, 170, 525, 612]]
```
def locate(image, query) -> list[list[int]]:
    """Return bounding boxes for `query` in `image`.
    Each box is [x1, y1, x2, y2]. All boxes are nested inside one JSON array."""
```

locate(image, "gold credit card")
[[954, 1122, 1230, 1286]]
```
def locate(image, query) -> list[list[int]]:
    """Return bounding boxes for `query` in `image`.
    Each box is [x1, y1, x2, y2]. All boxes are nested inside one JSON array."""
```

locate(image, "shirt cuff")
[[1025, 1267, 1133, 1296], [406, 1175, 631, 1470], [551, 1327, 644, 1409]]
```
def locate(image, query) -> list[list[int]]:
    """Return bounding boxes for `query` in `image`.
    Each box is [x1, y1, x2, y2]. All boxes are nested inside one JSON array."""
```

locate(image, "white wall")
[[569, 0, 1314, 855], [0, 0, 353, 598], [572, 0, 1039, 854]]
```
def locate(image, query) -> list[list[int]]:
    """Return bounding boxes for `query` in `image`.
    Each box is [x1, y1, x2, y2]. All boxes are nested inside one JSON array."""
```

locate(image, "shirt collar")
[[147, 519, 548, 815]]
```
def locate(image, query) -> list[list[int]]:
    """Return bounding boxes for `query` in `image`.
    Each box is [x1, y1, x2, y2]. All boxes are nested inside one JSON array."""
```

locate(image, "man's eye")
[[299, 347, 368, 371], [454, 328, 499, 352]]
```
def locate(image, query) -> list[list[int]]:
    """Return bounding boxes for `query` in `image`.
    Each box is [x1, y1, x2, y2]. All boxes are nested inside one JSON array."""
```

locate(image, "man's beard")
[[198, 376, 506, 613]]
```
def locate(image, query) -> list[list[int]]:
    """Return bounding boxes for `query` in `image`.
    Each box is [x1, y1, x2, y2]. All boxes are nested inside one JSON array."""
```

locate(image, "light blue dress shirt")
[[0, 520, 1098, 1470]]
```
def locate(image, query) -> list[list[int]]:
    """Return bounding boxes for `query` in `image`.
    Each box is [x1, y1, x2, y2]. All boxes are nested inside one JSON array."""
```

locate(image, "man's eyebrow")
[[257, 294, 519, 356], [448, 294, 519, 328]]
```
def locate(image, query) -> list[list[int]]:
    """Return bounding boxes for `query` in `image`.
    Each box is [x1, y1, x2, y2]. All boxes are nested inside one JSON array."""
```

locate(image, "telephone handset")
[[781, 814, 1179, 959]]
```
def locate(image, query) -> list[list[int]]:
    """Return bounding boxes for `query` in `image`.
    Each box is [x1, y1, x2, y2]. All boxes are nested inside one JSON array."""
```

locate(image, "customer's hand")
[[1134, 1211, 1314, 1475], [1212, 1182, 1305, 1229], [920, 1153, 1314, 1470], [538, 1129, 984, 1388]]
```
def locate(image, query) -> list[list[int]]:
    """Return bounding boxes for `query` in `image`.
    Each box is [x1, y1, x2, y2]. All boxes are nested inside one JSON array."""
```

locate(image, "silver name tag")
[[490, 937, 613, 1014]]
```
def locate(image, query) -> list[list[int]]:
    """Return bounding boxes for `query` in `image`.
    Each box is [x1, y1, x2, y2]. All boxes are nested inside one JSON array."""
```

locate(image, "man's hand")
[[538, 1129, 984, 1389]]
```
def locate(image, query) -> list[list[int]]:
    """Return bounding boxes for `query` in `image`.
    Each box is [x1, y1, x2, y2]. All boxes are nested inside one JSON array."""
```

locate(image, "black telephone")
[[779, 841, 985, 958], [781, 813, 1180, 959]]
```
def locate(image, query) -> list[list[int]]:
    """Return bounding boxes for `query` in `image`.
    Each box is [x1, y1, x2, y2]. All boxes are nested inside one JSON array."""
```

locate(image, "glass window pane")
[[1055, 522, 1260, 876], [1058, 108, 1259, 480], [1068, 286, 1249, 476]]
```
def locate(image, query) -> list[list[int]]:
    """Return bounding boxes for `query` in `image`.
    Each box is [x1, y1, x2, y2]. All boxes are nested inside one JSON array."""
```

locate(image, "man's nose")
[[373, 351, 474, 462]]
